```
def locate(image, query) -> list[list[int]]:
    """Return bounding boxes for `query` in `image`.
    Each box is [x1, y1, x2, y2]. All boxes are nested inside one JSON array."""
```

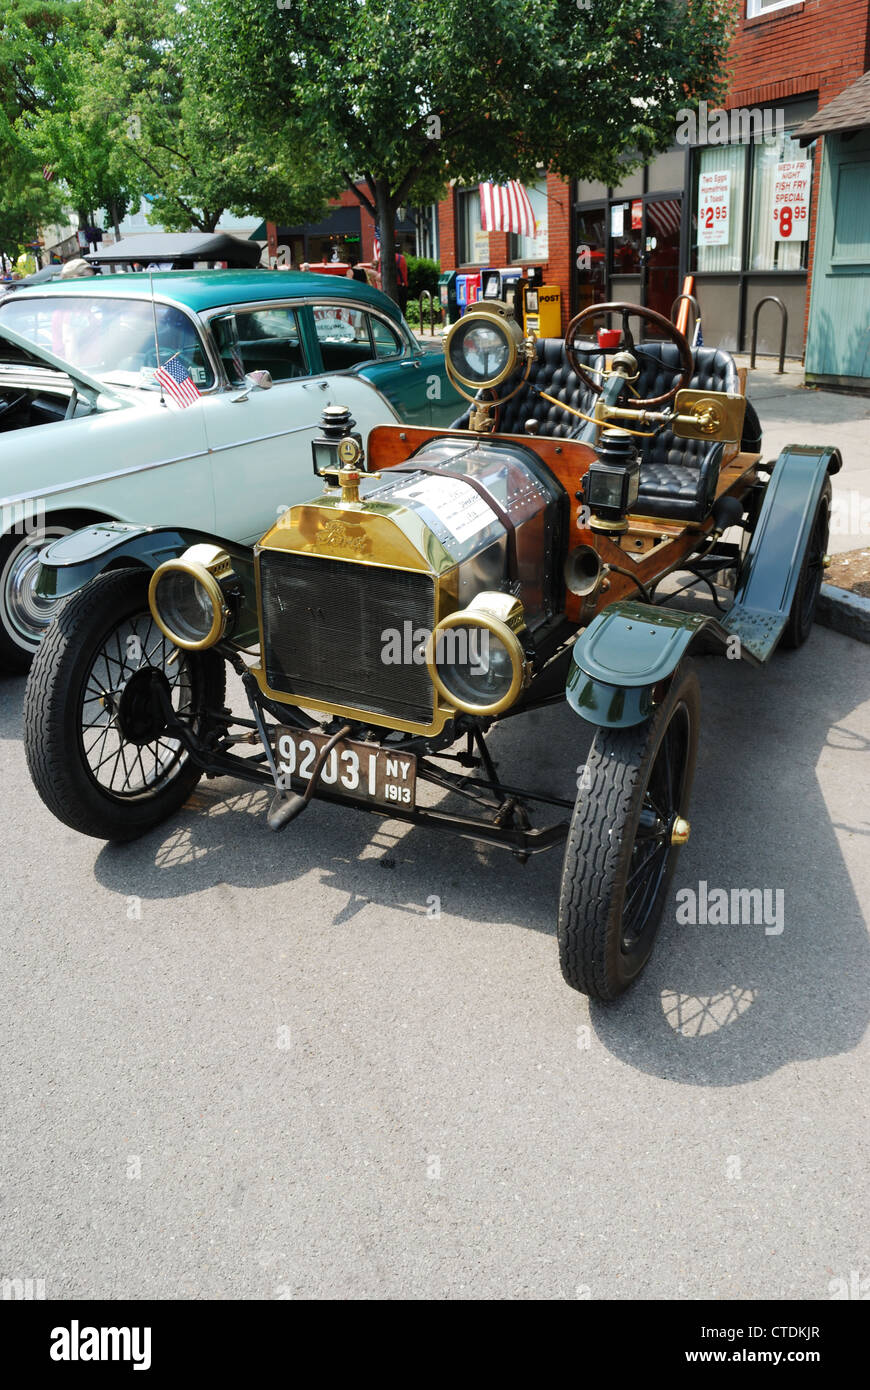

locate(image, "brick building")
[[436, 0, 870, 363]]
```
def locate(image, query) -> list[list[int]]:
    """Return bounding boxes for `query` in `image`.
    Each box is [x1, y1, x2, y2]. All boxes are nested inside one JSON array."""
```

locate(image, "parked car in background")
[[0, 268, 464, 668]]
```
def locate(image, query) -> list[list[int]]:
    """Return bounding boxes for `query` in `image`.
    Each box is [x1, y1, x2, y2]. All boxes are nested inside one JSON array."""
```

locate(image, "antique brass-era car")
[[24, 300, 839, 998]]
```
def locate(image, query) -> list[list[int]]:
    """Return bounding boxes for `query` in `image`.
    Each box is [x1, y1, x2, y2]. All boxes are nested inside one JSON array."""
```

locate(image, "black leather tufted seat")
[[451, 338, 747, 524], [450, 338, 605, 438], [629, 341, 740, 521]]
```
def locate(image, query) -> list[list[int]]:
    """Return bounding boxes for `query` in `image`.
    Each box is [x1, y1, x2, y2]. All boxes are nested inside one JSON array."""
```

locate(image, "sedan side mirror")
[[246, 370, 273, 391]]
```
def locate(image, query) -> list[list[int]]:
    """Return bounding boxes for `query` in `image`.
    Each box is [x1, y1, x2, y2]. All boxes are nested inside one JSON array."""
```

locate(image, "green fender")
[[566, 602, 716, 728], [35, 521, 259, 645], [721, 443, 841, 659], [567, 442, 842, 726]]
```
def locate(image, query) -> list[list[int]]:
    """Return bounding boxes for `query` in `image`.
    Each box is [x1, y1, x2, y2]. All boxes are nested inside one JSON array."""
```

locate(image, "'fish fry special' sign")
[[698, 170, 730, 246], [771, 160, 810, 241]]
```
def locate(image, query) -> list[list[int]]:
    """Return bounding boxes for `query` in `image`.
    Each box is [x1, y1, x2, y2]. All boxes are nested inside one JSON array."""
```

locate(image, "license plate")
[[273, 727, 417, 808]]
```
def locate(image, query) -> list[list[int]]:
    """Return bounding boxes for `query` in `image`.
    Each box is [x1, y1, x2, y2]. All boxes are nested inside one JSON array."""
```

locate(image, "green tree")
[[64, 0, 333, 234], [0, 2, 67, 264], [197, 0, 736, 303]]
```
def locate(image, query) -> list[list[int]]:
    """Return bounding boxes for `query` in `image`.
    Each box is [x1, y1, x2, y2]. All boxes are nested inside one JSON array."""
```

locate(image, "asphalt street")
[[1, 622, 867, 1300]]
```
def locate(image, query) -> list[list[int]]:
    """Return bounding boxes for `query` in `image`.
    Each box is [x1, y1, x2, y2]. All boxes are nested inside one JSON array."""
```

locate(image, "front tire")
[[558, 662, 700, 999], [24, 567, 225, 841]]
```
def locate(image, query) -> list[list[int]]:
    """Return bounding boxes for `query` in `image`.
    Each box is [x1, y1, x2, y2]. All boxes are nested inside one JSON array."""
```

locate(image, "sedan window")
[[231, 307, 308, 382], [312, 305, 375, 371], [0, 296, 214, 391], [369, 315, 404, 359]]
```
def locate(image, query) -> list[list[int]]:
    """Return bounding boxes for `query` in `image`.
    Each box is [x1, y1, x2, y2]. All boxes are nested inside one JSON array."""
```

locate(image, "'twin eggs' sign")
[[697, 170, 730, 246], [771, 160, 810, 242]]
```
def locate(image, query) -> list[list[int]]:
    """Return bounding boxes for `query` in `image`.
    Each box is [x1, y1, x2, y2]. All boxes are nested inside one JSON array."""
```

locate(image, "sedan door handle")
[[400, 359, 421, 368]]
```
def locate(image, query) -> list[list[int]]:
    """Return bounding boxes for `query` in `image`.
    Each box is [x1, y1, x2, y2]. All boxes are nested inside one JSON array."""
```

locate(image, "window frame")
[[456, 187, 488, 267], [746, 0, 802, 17]]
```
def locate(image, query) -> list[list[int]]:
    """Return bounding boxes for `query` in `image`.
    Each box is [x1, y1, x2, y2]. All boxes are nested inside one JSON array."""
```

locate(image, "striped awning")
[[646, 199, 682, 237]]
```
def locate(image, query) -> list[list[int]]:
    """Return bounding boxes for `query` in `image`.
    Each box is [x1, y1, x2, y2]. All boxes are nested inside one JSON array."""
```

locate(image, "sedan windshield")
[[0, 296, 215, 391]]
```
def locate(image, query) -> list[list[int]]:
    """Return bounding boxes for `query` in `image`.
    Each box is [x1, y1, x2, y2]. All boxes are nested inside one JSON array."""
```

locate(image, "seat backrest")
[[450, 338, 605, 437], [632, 341, 740, 472]]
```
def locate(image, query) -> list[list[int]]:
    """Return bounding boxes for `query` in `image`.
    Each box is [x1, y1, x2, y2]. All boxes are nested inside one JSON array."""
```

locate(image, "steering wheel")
[[565, 301, 693, 409]]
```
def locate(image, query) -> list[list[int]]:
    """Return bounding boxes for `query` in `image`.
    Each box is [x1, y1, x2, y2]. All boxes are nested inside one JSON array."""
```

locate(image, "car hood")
[[0, 318, 128, 407]]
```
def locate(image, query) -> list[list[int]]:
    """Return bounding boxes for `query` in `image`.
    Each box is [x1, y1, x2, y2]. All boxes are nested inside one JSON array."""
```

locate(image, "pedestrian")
[[395, 249, 409, 312]]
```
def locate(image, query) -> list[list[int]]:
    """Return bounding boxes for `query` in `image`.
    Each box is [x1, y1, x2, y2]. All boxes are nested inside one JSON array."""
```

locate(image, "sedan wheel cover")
[[2, 528, 71, 646]]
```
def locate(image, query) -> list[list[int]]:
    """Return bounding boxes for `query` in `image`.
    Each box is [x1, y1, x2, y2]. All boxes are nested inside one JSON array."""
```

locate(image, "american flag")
[[155, 354, 201, 408], [479, 181, 536, 239]]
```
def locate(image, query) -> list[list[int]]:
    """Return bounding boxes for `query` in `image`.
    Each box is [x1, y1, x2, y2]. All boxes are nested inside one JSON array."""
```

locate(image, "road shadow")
[[10, 620, 867, 1087]]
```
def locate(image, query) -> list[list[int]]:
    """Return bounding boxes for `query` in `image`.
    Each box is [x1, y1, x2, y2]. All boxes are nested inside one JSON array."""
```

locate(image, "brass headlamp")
[[148, 543, 235, 651], [443, 301, 534, 429]]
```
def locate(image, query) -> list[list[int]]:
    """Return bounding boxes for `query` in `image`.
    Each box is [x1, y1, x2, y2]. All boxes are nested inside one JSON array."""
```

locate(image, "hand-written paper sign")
[[698, 170, 730, 246], [771, 160, 810, 241]]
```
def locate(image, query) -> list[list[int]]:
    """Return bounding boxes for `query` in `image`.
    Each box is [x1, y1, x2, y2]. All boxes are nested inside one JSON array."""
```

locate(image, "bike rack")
[[671, 293, 701, 343], [750, 296, 788, 374], [418, 288, 437, 335]]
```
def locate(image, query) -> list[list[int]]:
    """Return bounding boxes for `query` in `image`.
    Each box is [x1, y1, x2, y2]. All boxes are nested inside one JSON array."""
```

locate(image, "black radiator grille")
[[259, 550, 436, 724]]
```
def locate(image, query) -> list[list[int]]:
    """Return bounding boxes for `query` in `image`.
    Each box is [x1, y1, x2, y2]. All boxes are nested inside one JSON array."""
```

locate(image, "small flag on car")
[[155, 353, 201, 408]]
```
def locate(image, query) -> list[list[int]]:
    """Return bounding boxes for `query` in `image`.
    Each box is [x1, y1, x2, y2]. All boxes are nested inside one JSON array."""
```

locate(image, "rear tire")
[[558, 662, 700, 999], [24, 567, 225, 841], [780, 479, 831, 650]]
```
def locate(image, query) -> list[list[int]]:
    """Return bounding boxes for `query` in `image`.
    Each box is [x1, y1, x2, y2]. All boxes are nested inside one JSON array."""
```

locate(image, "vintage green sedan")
[[0, 269, 463, 668]]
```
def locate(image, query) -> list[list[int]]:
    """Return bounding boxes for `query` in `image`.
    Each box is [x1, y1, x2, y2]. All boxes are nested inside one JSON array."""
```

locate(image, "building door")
[[574, 206, 608, 315], [643, 195, 683, 328], [805, 129, 870, 387]]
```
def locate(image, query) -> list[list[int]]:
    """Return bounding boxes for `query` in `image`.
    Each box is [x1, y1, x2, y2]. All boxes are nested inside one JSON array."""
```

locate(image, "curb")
[[816, 583, 870, 644]]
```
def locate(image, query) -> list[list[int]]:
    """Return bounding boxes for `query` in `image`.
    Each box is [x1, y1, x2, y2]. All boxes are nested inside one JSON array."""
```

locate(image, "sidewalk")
[[736, 356, 870, 555]]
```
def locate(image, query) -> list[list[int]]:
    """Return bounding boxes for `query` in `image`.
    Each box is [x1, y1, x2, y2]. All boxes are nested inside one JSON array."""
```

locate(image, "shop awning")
[[795, 70, 870, 144]]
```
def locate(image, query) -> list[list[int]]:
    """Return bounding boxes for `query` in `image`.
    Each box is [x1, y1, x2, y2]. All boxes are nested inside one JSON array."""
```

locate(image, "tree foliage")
[[0, 2, 67, 263], [197, 0, 736, 300]]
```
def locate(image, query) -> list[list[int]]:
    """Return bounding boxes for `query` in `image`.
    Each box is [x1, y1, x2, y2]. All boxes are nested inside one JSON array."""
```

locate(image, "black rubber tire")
[[557, 662, 701, 1000], [24, 567, 225, 841], [0, 520, 74, 672], [780, 478, 831, 650]]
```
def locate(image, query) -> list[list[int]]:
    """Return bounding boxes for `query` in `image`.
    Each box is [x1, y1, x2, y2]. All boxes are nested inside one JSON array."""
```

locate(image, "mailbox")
[[523, 283, 562, 337]]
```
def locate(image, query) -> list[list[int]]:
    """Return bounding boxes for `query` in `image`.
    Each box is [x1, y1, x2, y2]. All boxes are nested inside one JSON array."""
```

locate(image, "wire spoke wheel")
[[557, 662, 700, 999], [24, 568, 225, 841], [80, 611, 194, 798]]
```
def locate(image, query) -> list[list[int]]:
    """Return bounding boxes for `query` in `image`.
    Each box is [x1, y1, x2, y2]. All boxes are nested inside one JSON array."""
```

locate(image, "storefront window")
[[693, 145, 746, 273], [749, 133, 810, 270], [509, 181, 549, 262], [609, 201, 642, 274], [457, 189, 489, 265]]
